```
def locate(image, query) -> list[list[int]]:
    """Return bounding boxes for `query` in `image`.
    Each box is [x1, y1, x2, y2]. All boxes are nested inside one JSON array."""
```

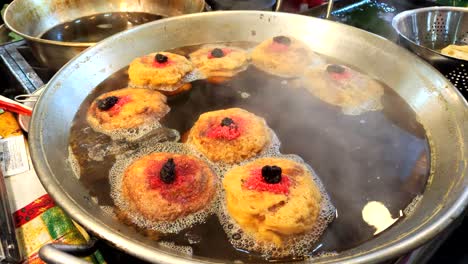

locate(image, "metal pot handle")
[[325, 0, 334, 19], [14, 93, 41, 103], [38, 237, 99, 264]]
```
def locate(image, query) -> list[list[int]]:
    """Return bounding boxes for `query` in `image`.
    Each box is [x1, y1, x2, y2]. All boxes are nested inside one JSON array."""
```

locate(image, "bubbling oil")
[[107, 127, 335, 258], [89, 116, 168, 142], [159, 241, 194, 256], [68, 42, 430, 262]]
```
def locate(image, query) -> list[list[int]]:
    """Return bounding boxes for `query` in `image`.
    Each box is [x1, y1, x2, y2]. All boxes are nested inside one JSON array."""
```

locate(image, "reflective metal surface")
[[276, 0, 283, 11], [3, 0, 204, 70], [28, 11, 468, 264], [326, 0, 334, 19], [39, 237, 99, 264]]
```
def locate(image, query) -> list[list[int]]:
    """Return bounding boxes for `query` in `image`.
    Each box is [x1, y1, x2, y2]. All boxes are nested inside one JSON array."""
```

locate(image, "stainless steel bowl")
[[3, 0, 205, 70], [28, 11, 468, 264], [392, 7, 468, 95]]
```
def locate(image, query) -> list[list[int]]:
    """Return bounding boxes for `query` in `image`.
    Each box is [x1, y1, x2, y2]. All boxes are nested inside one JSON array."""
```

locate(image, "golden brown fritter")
[[187, 108, 271, 164], [128, 52, 194, 91], [223, 157, 322, 246], [251, 36, 322, 77], [86, 87, 169, 134], [121, 152, 217, 221], [303, 64, 384, 112], [189, 45, 249, 78]]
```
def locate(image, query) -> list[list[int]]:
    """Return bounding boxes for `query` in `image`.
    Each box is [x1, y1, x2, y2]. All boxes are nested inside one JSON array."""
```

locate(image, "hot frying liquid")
[[68, 43, 430, 262], [41, 12, 164, 43]]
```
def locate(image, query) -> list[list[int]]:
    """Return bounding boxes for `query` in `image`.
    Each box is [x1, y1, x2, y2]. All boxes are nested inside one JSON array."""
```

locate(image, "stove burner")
[[0, 40, 55, 99]]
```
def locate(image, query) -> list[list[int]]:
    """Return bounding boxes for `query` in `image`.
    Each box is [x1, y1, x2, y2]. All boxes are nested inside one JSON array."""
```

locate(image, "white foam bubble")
[[307, 251, 339, 260], [239, 92, 250, 99], [182, 69, 205, 83], [68, 146, 81, 180], [106, 121, 171, 142], [83, 127, 180, 163], [99, 205, 116, 216], [185, 64, 249, 81], [342, 97, 384, 116], [158, 241, 193, 256], [129, 69, 205, 92], [87, 143, 108, 161], [129, 81, 185, 92]]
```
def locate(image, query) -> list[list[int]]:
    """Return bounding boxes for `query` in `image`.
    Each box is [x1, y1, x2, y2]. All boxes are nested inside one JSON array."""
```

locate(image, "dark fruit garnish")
[[221, 117, 235, 127], [155, 53, 168, 63], [326, 64, 346, 74], [211, 48, 225, 58], [96, 96, 119, 111], [273, 36, 291, 46], [160, 158, 176, 184], [261, 165, 282, 184]]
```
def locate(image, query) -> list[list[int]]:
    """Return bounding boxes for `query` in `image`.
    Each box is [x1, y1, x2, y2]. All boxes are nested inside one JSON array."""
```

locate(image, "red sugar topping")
[[207, 125, 240, 140], [329, 70, 352, 81], [243, 168, 291, 195], [152, 60, 174, 68], [208, 48, 232, 59], [145, 158, 202, 203], [206, 117, 244, 141], [269, 42, 289, 52], [109, 95, 132, 116]]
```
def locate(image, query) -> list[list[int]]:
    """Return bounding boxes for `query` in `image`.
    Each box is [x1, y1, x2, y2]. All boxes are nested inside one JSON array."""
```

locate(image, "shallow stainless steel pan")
[[28, 11, 468, 264]]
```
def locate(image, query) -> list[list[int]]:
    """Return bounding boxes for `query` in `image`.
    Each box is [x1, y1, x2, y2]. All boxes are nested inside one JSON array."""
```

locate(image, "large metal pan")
[[29, 11, 467, 264], [3, 0, 205, 70]]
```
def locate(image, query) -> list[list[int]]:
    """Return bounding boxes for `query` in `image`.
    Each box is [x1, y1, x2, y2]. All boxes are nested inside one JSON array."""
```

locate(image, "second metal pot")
[[3, 0, 205, 70]]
